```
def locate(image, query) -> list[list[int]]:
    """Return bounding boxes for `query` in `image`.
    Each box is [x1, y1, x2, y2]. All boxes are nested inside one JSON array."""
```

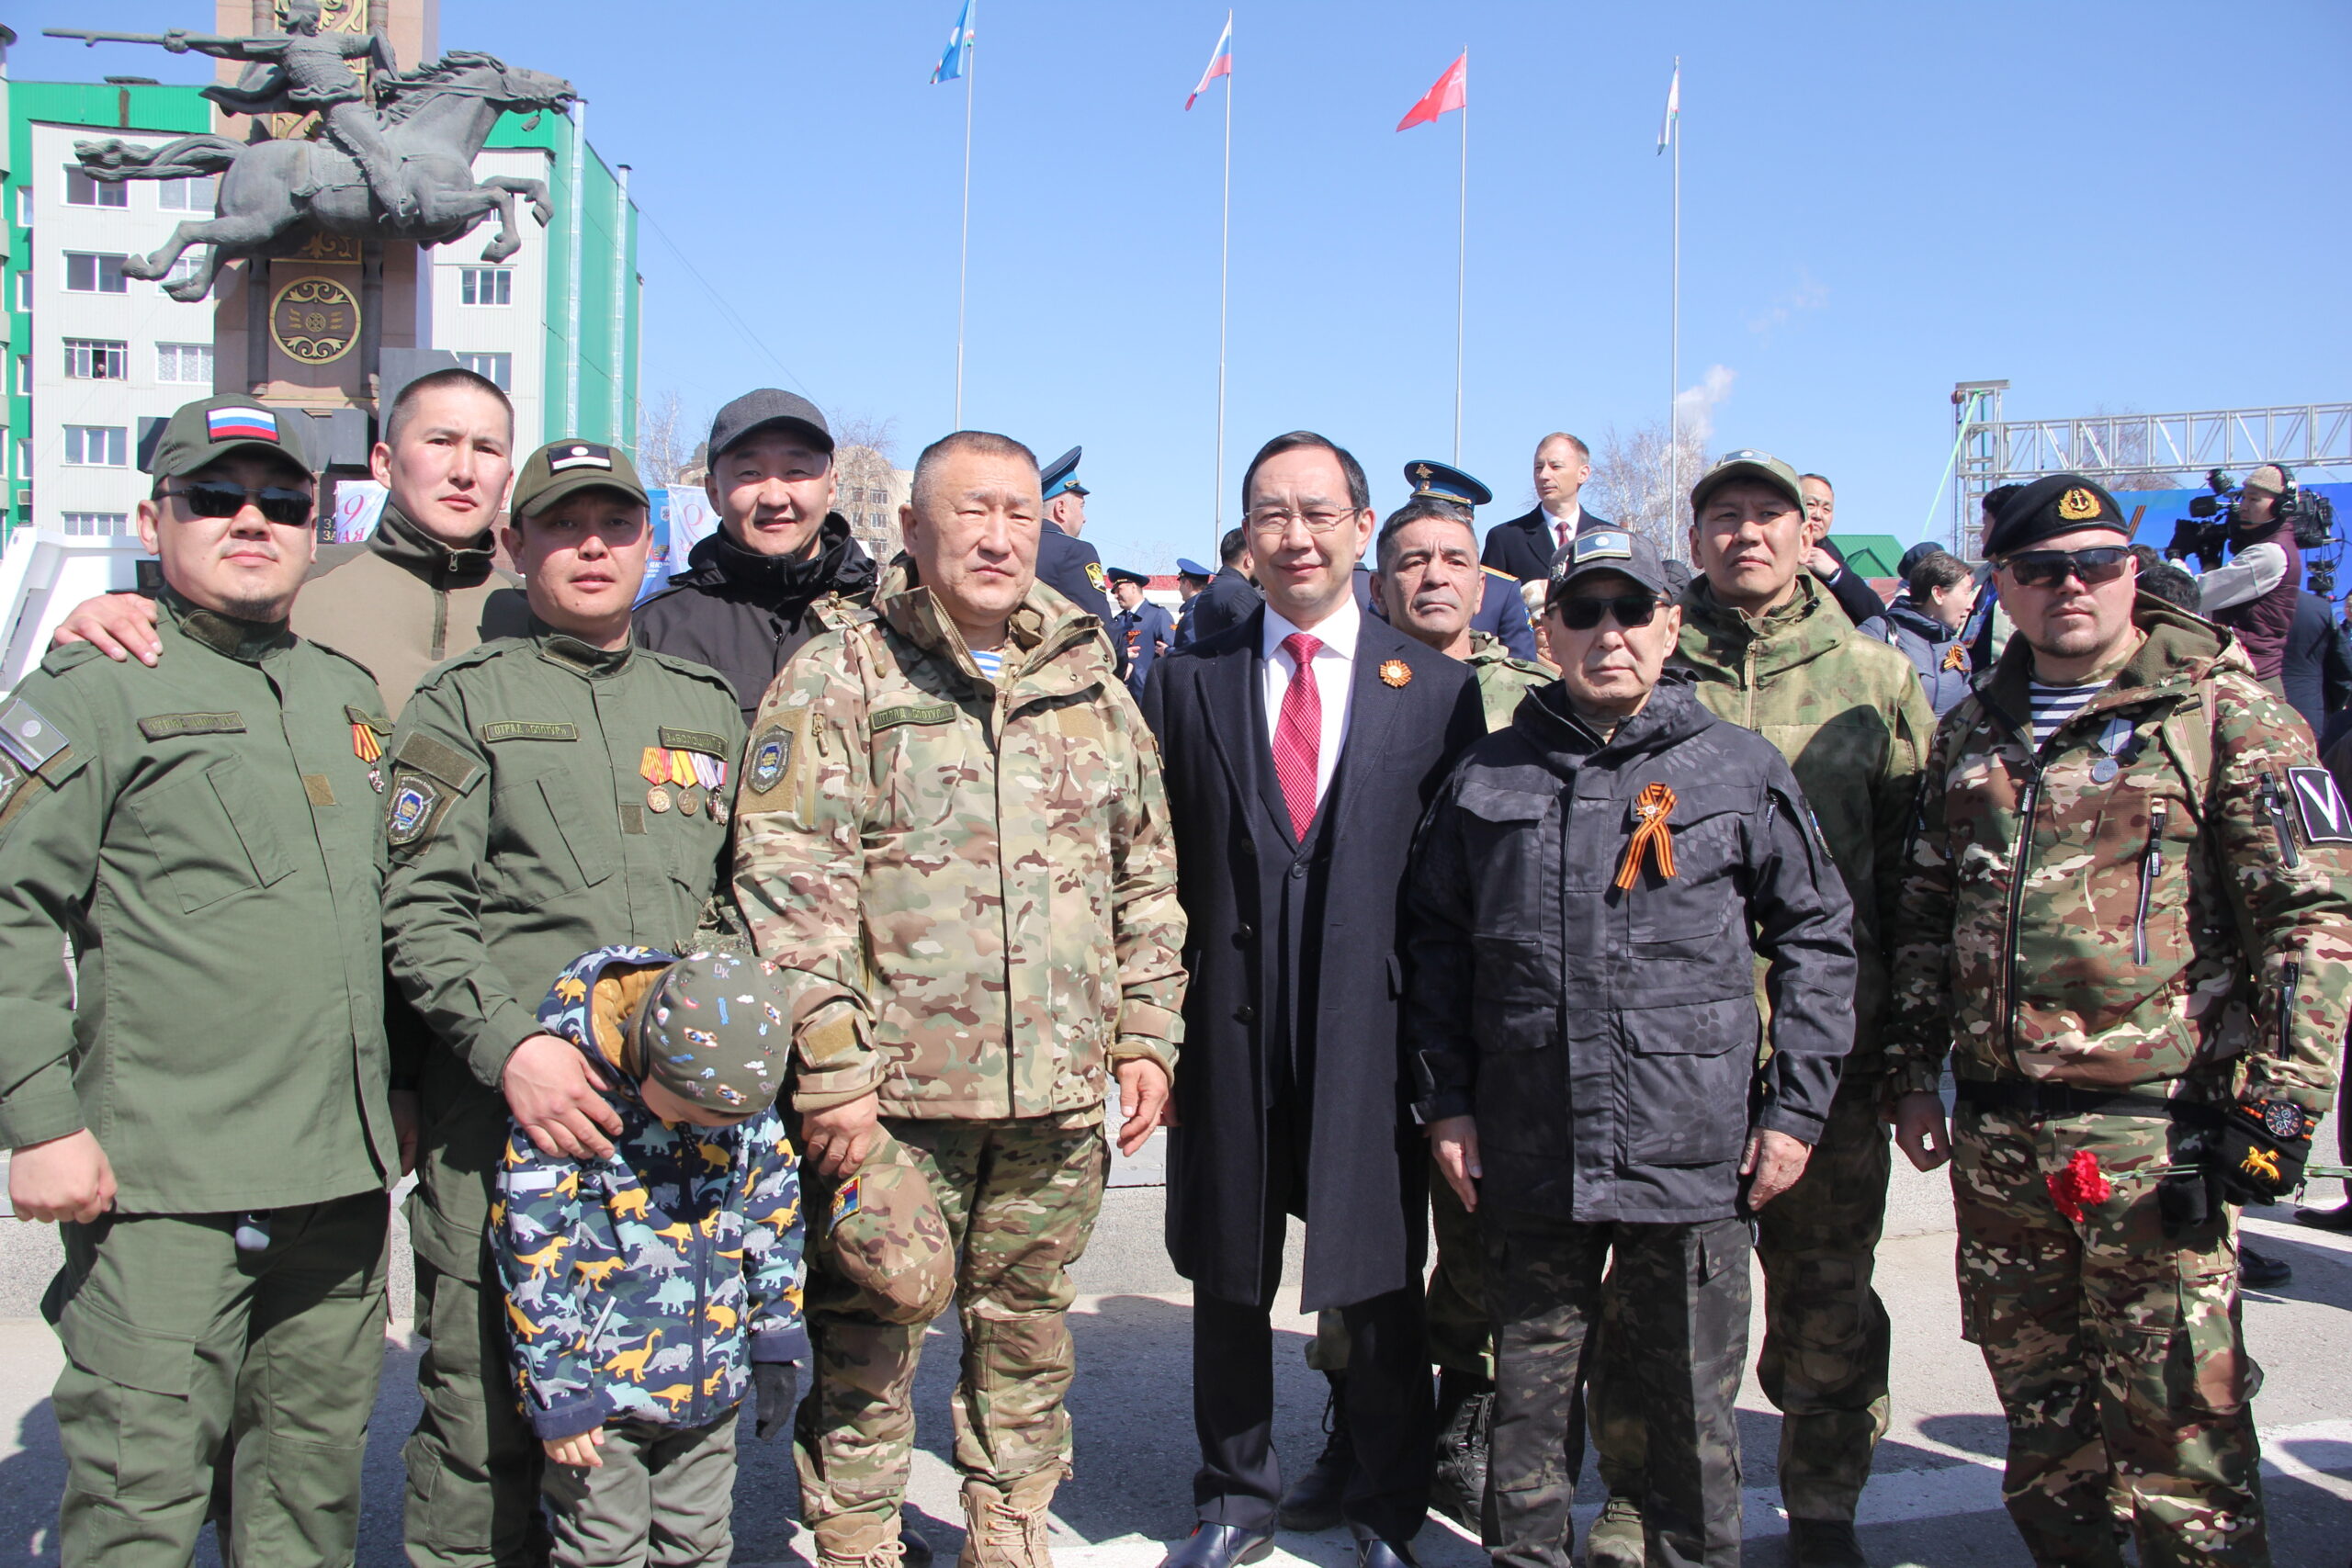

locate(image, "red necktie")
[[1555, 519, 1570, 549], [1272, 632, 1323, 839]]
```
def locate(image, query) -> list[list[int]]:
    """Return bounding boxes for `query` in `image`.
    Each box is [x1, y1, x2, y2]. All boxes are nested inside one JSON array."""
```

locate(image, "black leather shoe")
[[1158, 1522, 1276, 1568], [2240, 1242, 2292, 1290], [1789, 1517, 1870, 1567], [2296, 1201, 2352, 1232], [1277, 1372, 1352, 1531], [1351, 1535, 1419, 1568]]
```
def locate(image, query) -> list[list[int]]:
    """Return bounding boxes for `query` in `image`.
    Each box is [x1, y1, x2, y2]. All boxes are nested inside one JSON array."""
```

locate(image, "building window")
[[62, 511, 128, 536], [13, 355, 27, 395], [65, 254, 130, 294], [65, 340, 130, 380], [63, 169, 127, 209], [458, 351, 512, 390], [10, 270, 27, 312], [157, 343, 214, 384], [14, 186, 29, 227], [459, 267, 513, 306], [157, 176, 217, 212], [63, 426, 130, 468]]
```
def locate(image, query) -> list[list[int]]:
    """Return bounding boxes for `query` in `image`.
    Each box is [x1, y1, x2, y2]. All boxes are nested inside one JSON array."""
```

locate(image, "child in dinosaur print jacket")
[[492, 943, 807, 1568]]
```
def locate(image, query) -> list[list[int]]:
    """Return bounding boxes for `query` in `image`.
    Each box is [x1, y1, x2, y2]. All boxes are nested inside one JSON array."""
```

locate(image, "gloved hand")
[[2209, 1100, 2314, 1207], [752, 1360, 798, 1443]]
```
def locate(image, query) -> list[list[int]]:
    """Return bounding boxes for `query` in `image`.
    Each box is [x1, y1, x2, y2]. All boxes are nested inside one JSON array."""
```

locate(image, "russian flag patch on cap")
[[207, 406, 279, 444]]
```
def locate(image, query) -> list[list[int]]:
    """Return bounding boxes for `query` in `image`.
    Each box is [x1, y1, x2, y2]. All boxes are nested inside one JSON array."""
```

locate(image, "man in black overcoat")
[[1142, 431, 1485, 1568]]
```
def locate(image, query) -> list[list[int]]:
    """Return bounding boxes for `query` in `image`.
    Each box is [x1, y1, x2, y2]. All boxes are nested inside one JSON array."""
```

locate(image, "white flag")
[[1657, 63, 1679, 153]]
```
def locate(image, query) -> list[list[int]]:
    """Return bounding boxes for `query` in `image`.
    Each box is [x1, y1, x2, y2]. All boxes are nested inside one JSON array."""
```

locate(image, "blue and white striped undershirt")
[[968, 647, 1006, 681], [2028, 678, 2107, 748]]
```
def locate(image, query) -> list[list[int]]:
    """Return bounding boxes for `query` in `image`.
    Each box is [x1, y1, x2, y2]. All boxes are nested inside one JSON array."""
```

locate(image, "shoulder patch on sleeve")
[[1085, 560, 1109, 594], [745, 725, 792, 796], [0, 698, 69, 772], [390, 729, 485, 793], [2287, 765, 2352, 846], [0, 750, 40, 836], [385, 769, 451, 848]]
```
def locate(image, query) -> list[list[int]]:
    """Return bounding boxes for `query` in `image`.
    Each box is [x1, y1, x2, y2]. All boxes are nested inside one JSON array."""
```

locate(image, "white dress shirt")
[[1542, 504, 1590, 549], [1261, 595, 1360, 812]]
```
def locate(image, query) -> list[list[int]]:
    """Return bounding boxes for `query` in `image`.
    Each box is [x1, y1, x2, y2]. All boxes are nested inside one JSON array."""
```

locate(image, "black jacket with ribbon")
[[1405, 673, 1859, 1224], [632, 514, 878, 723]]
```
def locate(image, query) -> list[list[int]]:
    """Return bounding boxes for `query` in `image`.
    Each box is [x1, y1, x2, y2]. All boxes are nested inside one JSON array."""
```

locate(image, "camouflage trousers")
[[1592, 1089, 1892, 1521], [1487, 1210, 1749, 1568], [1953, 1104, 2267, 1568], [1305, 1150, 1493, 1380], [796, 1115, 1107, 1545]]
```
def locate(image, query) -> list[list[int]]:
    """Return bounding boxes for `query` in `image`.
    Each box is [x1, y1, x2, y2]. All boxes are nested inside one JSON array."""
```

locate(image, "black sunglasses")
[[2001, 547, 2132, 590], [169, 481, 314, 529], [1552, 593, 1660, 632]]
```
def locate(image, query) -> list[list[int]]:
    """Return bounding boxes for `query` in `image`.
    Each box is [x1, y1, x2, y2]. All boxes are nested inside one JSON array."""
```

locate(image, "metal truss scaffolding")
[[1950, 381, 2352, 552]]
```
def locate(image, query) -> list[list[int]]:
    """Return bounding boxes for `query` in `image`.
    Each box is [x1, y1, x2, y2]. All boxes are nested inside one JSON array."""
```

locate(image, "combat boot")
[[1277, 1371, 1352, 1532], [814, 1507, 910, 1568], [1787, 1517, 1869, 1567], [1427, 1370, 1495, 1542], [959, 1467, 1063, 1568], [1582, 1494, 1645, 1568]]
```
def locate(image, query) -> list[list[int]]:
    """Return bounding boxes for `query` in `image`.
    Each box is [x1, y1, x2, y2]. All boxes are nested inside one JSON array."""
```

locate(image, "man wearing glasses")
[[1409, 529, 1857, 1568], [1587, 451, 1933, 1568], [1886, 475, 2352, 1568], [0, 395, 407, 1566], [1143, 432, 1482, 1568]]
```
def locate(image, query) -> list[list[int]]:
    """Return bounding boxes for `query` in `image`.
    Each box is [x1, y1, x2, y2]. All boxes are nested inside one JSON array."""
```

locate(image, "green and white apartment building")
[[0, 32, 641, 682]]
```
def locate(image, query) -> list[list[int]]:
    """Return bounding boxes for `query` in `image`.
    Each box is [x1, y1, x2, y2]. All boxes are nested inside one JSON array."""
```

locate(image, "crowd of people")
[[1, 371, 2348, 1568]]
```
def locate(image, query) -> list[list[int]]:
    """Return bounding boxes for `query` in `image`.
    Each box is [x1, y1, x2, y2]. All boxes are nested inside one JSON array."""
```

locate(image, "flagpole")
[[955, 2, 977, 429], [1453, 49, 1467, 465], [1668, 56, 1680, 543], [1215, 12, 1232, 541]]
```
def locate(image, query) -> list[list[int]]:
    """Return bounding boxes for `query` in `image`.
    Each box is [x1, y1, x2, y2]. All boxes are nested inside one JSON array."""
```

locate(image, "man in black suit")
[[1186, 525, 1263, 645], [1480, 432, 1611, 583], [1144, 432, 1484, 1568]]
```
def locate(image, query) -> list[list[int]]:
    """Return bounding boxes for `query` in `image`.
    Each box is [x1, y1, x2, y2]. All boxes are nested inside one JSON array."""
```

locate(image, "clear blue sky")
[[21, 2, 2351, 572]]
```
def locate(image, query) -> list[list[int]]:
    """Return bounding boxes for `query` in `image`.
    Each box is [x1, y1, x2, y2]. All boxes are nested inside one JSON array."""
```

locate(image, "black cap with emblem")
[[1983, 473, 2130, 558], [510, 440, 650, 520]]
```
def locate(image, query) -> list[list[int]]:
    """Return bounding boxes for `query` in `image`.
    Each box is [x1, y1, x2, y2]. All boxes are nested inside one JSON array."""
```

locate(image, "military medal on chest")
[[640, 745, 673, 813], [348, 705, 390, 793], [2090, 715, 2134, 784]]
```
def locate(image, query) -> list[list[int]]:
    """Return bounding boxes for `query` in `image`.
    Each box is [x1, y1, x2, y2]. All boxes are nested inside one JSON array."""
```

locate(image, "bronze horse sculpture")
[[70, 51, 579, 303]]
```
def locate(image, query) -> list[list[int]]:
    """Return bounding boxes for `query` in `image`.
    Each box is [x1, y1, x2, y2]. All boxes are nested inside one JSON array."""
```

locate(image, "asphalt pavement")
[[1, 1143, 2347, 1567]]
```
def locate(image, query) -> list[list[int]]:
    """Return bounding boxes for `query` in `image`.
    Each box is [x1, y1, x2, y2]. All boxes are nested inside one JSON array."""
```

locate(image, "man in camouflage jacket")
[[733, 431, 1186, 1568], [1887, 475, 2352, 1568], [1590, 451, 1934, 1568]]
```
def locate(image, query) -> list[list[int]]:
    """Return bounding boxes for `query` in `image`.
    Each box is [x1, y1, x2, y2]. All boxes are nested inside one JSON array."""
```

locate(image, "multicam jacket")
[[1673, 571, 1937, 1075], [492, 945, 807, 1441], [1464, 629, 1555, 732], [1884, 602, 2352, 1114], [733, 571, 1188, 1121]]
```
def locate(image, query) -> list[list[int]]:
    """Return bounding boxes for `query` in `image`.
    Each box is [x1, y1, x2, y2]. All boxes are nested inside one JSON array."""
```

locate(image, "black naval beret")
[[1403, 459, 1492, 510], [1984, 474, 2130, 558]]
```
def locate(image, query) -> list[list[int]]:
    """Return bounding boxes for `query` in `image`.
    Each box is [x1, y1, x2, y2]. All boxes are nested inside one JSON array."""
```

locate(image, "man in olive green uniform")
[[1587, 451, 1934, 1568], [383, 440, 744, 1568], [735, 431, 1185, 1568], [0, 396, 403, 1567], [52, 366, 530, 717]]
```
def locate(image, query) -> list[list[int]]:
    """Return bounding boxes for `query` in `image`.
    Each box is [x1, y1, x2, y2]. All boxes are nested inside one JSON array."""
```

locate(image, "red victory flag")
[[1396, 52, 1466, 131]]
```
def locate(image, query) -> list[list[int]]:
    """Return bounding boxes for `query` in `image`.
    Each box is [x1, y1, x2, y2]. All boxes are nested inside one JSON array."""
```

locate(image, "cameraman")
[[2197, 465, 2300, 690]]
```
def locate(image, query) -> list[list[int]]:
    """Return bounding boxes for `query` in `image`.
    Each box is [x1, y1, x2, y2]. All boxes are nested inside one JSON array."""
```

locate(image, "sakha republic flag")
[[1185, 14, 1232, 110], [930, 0, 975, 85], [1396, 52, 1466, 130], [1657, 62, 1679, 152]]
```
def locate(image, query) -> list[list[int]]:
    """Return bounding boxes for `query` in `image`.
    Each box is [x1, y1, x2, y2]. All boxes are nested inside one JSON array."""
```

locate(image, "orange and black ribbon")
[[1941, 642, 1969, 672], [352, 723, 382, 763], [1614, 782, 1678, 891]]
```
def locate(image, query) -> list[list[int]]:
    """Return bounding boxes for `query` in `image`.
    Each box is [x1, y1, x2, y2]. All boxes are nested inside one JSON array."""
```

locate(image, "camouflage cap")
[[1690, 447, 1804, 517], [145, 394, 314, 479], [511, 439, 649, 520], [818, 1133, 956, 1325], [626, 947, 788, 1113]]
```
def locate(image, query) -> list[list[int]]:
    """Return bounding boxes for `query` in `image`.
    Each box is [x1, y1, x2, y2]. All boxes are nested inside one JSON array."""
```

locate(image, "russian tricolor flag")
[[207, 406, 279, 444], [1185, 15, 1232, 111]]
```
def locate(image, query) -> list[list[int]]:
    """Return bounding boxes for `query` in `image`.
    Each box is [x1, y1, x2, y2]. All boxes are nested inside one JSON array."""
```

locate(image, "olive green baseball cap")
[[1690, 447, 1805, 516], [144, 394, 315, 479], [510, 439, 649, 519]]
